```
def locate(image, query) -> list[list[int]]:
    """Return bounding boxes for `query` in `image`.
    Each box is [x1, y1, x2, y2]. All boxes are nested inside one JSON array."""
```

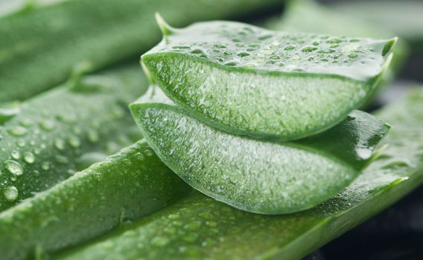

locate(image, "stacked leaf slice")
[[132, 15, 396, 214]]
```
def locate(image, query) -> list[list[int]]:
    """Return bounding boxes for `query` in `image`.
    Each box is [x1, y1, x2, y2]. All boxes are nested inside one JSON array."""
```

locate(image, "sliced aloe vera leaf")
[[0, 64, 145, 211], [333, 1, 423, 50], [54, 88, 423, 260], [142, 17, 396, 141], [130, 89, 390, 214], [0, 0, 280, 103], [0, 140, 190, 260]]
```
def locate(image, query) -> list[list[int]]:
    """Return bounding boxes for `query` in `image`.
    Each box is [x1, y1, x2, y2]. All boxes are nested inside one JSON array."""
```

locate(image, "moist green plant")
[[141, 15, 395, 141], [131, 88, 389, 214], [55, 88, 423, 260]]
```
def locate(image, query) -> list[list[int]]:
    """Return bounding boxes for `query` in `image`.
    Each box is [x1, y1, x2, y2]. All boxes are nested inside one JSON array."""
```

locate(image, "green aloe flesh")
[[333, 1, 423, 49], [0, 65, 146, 211], [0, 0, 280, 103], [130, 88, 390, 214], [142, 17, 396, 141], [0, 140, 190, 260], [55, 88, 423, 260]]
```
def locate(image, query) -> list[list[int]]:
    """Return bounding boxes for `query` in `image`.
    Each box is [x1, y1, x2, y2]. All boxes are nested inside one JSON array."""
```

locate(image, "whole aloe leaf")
[[54, 88, 423, 260], [130, 88, 390, 214], [0, 65, 145, 211], [0, 140, 190, 260], [0, 0, 281, 103], [142, 16, 396, 141]]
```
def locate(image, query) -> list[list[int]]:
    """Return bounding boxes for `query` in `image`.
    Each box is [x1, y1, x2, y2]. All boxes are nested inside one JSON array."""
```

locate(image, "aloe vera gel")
[[142, 15, 395, 141], [133, 16, 395, 214]]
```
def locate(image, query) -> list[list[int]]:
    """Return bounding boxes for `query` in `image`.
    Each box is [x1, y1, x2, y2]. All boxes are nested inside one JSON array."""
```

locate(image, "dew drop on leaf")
[[4, 160, 23, 176], [3, 186, 18, 201]]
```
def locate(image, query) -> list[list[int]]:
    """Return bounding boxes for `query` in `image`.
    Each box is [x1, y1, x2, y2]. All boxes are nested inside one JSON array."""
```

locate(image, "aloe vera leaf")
[[267, 0, 408, 76], [333, 1, 423, 50], [130, 88, 390, 214], [0, 0, 281, 103], [0, 64, 146, 211], [54, 88, 423, 260], [0, 140, 190, 260], [142, 17, 396, 141]]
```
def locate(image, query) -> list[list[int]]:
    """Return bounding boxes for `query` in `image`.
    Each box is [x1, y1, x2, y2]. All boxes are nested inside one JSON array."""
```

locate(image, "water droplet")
[[7, 126, 28, 137], [16, 140, 26, 147], [237, 52, 250, 57], [224, 61, 238, 67], [151, 236, 169, 247], [183, 233, 198, 243], [41, 162, 50, 171], [39, 120, 55, 131], [19, 118, 31, 127], [199, 212, 213, 220], [11, 150, 20, 160], [56, 114, 76, 124], [55, 155, 69, 164], [23, 152, 35, 164], [348, 53, 358, 59], [87, 129, 99, 143], [68, 135, 81, 148], [184, 221, 201, 231], [54, 138, 65, 151], [5, 160, 23, 176], [258, 35, 272, 41], [284, 45, 296, 51], [302, 46, 318, 52], [3, 186, 18, 201]]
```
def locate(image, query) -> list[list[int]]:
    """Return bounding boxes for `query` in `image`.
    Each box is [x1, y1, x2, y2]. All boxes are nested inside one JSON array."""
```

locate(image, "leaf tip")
[[383, 37, 398, 57], [155, 13, 174, 36]]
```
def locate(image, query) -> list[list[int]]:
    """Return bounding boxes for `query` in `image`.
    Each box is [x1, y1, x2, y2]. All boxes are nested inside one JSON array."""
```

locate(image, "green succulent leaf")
[[130, 88, 390, 214], [0, 65, 145, 211], [54, 88, 423, 260], [0, 140, 189, 260], [142, 18, 396, 140]]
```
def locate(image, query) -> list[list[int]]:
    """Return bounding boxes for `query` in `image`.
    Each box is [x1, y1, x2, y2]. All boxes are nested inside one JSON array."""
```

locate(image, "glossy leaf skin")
[[0, 0, 281, 103], [0, 140, 190, 260], [55, 89, 423, 260], [0, 65, 146, 211], [130, 89, 390, 214], [142, 20, 396, 141]]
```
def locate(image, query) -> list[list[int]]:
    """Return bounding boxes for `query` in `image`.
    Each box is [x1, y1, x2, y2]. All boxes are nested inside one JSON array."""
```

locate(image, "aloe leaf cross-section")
[[141, 16, 396, 141], [130, 90, 390, 214]]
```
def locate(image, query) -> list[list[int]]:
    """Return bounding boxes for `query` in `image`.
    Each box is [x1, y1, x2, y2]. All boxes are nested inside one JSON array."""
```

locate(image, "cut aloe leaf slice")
[[54, 88, 423, 260], [130, 90, 390, 214], [142, 16, 396, 141]]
